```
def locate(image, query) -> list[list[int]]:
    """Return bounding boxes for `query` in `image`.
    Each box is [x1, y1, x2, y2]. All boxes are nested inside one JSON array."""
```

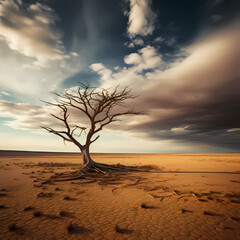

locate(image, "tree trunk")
[[81, 145, 96, 169]]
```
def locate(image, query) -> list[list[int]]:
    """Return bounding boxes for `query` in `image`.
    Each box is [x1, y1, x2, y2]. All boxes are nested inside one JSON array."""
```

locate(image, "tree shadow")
[[115, 225, 134, 234], [8, 224, 25, 235], [67, 223, 92, 234]]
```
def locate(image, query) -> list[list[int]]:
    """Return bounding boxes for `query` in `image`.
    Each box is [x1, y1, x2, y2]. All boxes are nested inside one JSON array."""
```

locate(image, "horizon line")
[[0, 149, 239, 155]]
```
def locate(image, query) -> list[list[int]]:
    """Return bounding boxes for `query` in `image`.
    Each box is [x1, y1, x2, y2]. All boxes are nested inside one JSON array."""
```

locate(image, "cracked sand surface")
[[0, 153, 239, 240]]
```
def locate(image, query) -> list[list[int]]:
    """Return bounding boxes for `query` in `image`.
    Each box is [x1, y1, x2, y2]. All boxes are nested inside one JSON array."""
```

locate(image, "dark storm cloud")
[[126, 23, 240, 151], [151, 0, 240, 54]]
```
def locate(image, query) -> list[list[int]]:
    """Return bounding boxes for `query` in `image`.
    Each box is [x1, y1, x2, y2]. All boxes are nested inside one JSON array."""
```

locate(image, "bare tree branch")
[[90, 135, 100, 144], [42, 84, 142, 152], [41, 126, 72, 145]]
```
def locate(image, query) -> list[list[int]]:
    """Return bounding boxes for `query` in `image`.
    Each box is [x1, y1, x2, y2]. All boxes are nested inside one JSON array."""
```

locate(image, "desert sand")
[[0, 152, 239, 240]]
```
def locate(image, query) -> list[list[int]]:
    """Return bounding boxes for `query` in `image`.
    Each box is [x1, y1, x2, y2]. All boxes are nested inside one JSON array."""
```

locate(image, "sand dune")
[[0, 152, 239, 239]]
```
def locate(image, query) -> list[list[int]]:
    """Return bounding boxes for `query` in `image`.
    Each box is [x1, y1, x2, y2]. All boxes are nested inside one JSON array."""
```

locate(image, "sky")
[[0, 0, 240, 153]]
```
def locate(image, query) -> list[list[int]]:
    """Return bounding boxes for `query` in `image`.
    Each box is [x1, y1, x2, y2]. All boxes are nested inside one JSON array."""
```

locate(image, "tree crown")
[[42, 84, 141, 150]]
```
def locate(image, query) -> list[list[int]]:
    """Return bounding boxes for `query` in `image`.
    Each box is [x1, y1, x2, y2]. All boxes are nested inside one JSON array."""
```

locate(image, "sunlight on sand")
[[0, 152, 239, 239]]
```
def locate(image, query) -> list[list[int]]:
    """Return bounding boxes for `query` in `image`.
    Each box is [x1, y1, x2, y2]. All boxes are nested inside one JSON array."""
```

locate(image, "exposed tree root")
[[41, 162, 158, 185], [80, 162, 139, 174]]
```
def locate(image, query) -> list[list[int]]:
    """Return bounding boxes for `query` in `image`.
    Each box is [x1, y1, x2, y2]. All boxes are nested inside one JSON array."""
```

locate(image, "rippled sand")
[[0, 152, 239, 240]]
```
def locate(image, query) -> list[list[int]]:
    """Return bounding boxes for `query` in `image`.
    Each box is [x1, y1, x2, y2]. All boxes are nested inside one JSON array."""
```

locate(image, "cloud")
[[124, 45, 162, 71], [0, 37, 81, 97], [153, 36, 178, 48], [0, 100, 54, 130], [124, 52, 142, 64], [125, 38, 145, 48], [0, 0, 81, 98], [90, 22, 240, 150], [0, 90, 136, 139], [171, 126, 189, 134], [127, 0, 156, 38], [89, 63, 113, 83], [126, 23, 240, 149], [132, 38, 144, 46], [0, 90, 9, 96], [227, 128, 240, 133], [90, 45, 162, 87], [0, 98, 91, 133], [154, 36, 165, 43], [0, 0, 64, 66]]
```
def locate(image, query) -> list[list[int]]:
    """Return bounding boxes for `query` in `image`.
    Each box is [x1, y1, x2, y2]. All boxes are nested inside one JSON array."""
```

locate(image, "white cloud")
[[171, 126, 189, 134], [154, 36, 165, 43], [70, 52, 79, 57], [0, 0, 64, 66], [0, 90, 138, 135], [127, 0, 156, 38], [0, 37, 82, 97], [0, 90, 9, 96], [126, 42, 135, 48], [227, 128, 240, 133], [0, 0, 83, 98], [90, 45, 162, 87], [0, 100, 53, 130], [89, 63, 112, 83], [133, 38, 144, 45], [90, 63, 105, 72], [124, 53, 142, 65], [126, 37, 144, 48], [124, 45, 162, 71], [0, 99, 90, 132]]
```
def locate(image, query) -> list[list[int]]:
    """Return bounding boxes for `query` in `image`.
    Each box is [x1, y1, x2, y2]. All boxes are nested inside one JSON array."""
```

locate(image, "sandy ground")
[[0, 152, 239, 240]]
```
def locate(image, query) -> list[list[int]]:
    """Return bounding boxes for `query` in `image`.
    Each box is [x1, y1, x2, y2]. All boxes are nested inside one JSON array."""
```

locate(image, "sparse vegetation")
[[141, 203, 155, 209], [24, 206, 34, 211], [67, 223, 75, 233], [8, 223, 17, 231], [115, 225, 133, 234], [33, 211, 42, 217]]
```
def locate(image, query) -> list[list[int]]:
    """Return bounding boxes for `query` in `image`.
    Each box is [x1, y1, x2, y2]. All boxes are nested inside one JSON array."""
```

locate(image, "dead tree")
[[42, 84, 141, 174]]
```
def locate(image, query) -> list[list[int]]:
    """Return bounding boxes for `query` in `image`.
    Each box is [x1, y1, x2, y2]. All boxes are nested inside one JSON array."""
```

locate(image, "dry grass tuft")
[[67, 223, 74, 233], [37, 192, 54, 198], [33, 211, 42, 217], [63, 196, 76, 201], [140, 203, 156, 209], [203, 211, 223, 216], [115, 225, 133, 234], [24, 206, 34, 211], [8, 223, 17, 231]]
